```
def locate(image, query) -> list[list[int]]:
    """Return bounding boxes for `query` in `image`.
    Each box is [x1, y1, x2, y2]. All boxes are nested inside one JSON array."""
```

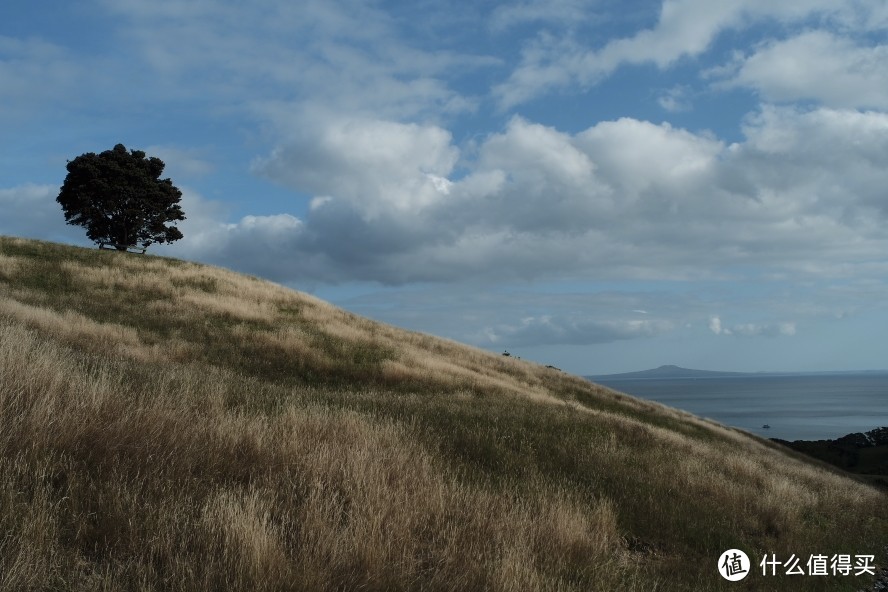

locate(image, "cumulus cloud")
[[185, 213, 311, 281], [734, 106, 888, 223], [161, 189, 313, 281], [719, 31, 888, 109], [7, 102, 888, 290], [171, 105, 888, 285], [253, 116, 459, 217]]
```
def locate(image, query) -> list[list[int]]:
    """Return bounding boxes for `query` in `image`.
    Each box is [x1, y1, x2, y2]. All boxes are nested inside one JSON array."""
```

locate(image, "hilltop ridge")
[[1, 236, 886, 592]]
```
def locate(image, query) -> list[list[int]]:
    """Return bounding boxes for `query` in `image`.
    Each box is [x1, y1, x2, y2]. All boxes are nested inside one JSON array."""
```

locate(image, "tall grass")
[[1, 236, 886, 591]]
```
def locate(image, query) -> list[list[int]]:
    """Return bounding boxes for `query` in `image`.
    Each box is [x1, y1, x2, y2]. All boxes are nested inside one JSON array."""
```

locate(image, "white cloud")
[[479, 314, 675, 346], [177, 106, 888, 285], [309, 196, 333, 211], [493, 34, 588, 110], [254, 116, 459, 218], [0, 183, 55, 205], [720, 31, 888, 109], [573, 117, 721, 198], [734, 106, 888, 222], [329, 282, 840, 352], [98, 0, 487, 120], [171, 207, 316, 283], [658, 85, 693, 112], [0, 184, 85, 244], [426, 174, 453, 195], [494, 0, 866, 107], [8, 103, 888, 289], [709, 315, 796, 337]]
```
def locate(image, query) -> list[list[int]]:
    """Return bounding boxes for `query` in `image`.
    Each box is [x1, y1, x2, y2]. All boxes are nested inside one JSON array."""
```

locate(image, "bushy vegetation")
[[56, 144, 185, 250], [1, 236, 886, 591]]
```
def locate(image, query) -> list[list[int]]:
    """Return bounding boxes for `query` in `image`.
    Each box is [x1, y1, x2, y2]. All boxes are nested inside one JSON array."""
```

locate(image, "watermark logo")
[[760, 553, 876, 577], [718, 549, 751, 581], [718, 550, 877, 581]]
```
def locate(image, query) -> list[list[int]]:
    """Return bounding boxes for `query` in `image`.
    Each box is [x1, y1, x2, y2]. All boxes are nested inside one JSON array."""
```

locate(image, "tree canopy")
[[57, 144, 186, 251]]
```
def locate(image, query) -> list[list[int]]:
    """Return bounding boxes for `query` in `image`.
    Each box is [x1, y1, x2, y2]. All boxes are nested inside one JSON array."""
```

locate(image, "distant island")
[[587, 365, 888, 381], [587, 365, 749, 380]]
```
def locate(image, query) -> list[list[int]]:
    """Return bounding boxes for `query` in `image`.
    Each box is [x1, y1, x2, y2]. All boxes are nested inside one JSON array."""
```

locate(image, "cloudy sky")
[[3, 0, 888, 374]]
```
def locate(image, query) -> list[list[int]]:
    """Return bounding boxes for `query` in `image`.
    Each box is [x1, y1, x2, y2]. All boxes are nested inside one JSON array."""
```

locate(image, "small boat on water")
[[762, 424, 771, 429]]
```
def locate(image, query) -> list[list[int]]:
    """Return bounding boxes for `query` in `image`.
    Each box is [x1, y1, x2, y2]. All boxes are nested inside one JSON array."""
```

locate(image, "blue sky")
[[3, 0, 888, 374]]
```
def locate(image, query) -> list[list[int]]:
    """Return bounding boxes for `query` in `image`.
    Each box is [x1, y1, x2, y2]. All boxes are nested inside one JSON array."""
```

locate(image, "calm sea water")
[[592, 373, 888, 441]]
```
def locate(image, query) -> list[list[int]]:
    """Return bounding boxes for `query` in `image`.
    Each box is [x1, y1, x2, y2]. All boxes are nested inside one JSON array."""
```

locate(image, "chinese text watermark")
[[719, 549, 879, 581], [759, 554, 876, 577]]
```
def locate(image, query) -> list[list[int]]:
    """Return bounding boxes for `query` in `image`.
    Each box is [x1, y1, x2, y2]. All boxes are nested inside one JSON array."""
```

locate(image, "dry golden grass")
[[1, 236, 886, 591], [0, 320, 636, 591]]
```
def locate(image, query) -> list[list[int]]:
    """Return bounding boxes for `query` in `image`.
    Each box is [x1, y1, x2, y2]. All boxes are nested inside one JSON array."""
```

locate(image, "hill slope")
[[1, 236, 885, 592]]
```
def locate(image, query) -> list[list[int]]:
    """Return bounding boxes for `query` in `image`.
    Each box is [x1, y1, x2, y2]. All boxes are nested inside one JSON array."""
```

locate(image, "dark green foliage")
[[57, 144, 185, 250], [773, 430, 888, 489]]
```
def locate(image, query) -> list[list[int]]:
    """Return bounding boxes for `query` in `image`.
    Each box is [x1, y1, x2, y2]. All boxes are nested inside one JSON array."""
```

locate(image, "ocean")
[[591, 373, 888, 441]]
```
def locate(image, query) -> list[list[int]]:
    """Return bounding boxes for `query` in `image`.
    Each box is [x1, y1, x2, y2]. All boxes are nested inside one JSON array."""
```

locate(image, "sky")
[[2, 0, 888, 375]]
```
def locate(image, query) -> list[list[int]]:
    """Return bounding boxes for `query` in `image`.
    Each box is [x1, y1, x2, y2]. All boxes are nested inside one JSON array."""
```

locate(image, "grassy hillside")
[[0, 235, 885, 591]]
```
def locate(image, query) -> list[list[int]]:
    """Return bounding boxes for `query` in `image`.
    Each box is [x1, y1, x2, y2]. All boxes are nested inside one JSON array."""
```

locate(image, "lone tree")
[[57, 144, 185, 251]]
